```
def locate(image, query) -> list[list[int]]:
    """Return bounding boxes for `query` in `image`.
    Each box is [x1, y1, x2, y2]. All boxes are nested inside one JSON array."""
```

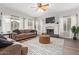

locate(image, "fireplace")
[[47, 29, 54, 36], [46, 29, 59, 37]]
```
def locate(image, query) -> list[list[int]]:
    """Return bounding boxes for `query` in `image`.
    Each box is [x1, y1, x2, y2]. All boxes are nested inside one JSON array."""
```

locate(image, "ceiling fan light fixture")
[[37, 3, 49, 11], [38, 8, 44, 12]]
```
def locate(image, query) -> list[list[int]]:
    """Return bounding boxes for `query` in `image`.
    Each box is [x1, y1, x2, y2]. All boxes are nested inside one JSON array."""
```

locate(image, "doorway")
[[63, 17, 71, 38]]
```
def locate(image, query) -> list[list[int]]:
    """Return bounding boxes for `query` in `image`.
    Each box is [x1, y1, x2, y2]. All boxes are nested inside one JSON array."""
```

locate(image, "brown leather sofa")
[[0, 38, 28, 55], [11, 29, 37, 41]]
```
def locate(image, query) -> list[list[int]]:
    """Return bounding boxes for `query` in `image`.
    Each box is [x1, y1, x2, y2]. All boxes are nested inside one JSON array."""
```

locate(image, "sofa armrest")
[[11, 32, 17, 39], [13, 42, 28, 55], [15, 33, 26, 38], [0, 44, 22, 55], [21, 46, 28, 55]]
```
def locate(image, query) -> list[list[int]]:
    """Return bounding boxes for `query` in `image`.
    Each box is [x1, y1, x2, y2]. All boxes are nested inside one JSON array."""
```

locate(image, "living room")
[[0, 3, 79, 56]]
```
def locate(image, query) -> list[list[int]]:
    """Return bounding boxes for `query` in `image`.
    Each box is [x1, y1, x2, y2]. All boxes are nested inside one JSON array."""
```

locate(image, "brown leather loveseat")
[[11, 29, 37, 41]]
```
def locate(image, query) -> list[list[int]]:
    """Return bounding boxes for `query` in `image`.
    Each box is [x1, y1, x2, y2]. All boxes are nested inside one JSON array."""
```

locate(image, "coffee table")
[[39, 35, 50, 44]]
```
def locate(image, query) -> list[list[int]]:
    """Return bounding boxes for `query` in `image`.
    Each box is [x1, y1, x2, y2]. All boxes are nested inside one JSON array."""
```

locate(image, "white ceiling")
[[0, 3, 79, 17]]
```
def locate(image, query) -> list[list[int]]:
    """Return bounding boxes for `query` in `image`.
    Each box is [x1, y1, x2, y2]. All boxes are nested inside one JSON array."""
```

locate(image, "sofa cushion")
[[24, 30, 31, 33], [13, 29, 21, 34], [30, 30, 36, 32], [0, 38, 13, 48]]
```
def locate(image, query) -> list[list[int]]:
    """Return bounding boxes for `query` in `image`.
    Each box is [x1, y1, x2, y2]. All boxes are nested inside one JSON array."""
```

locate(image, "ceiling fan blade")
[[31, 3, 49, 11], [41, 6, 49, 11], [40, 3, 49, 7]]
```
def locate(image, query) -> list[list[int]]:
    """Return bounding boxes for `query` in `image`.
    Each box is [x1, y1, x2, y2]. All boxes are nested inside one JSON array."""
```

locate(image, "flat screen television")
[[46, 17, 55, 23]]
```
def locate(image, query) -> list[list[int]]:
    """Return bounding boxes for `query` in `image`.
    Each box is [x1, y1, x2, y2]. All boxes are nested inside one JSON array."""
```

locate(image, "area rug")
[[21, 37, 64, 55]]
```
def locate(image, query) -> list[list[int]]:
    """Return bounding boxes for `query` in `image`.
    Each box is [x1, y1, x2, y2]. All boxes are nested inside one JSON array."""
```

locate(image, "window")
[[28, 19, 34, 29]]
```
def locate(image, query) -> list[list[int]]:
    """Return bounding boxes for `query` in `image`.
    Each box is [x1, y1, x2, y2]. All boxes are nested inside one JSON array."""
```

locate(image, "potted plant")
[[71, 26, 79, 40]]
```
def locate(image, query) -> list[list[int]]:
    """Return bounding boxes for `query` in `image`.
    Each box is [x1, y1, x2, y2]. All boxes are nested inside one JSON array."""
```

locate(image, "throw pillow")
[[0, 38, 13, 48], [30, 30, 35, 32], [13, 29, 21, 34]]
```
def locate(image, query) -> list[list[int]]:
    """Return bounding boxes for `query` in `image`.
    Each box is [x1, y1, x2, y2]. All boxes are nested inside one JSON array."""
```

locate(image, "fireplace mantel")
[[41, 19, 59, 36]]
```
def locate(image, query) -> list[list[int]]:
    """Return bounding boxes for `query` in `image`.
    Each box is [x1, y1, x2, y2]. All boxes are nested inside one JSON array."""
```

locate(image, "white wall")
[[37, 17, 59, 35], [59, 17, 64, 37], [37, 7, 79, 39], [24, 19, 29, 29], [0, 15, 2, 33], [19, 18, 24, 30], [2, 15, 11, 34], [0, 5, 34, 34], [70, 15, 77, 38]]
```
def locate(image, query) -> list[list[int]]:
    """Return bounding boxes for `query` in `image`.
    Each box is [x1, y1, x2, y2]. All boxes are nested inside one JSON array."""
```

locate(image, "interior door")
[[63, 17, 71, 38]]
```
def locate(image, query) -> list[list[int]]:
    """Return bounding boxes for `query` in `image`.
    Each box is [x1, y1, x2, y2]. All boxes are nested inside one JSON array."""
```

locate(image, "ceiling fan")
[[32, 3, 49, 11]]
